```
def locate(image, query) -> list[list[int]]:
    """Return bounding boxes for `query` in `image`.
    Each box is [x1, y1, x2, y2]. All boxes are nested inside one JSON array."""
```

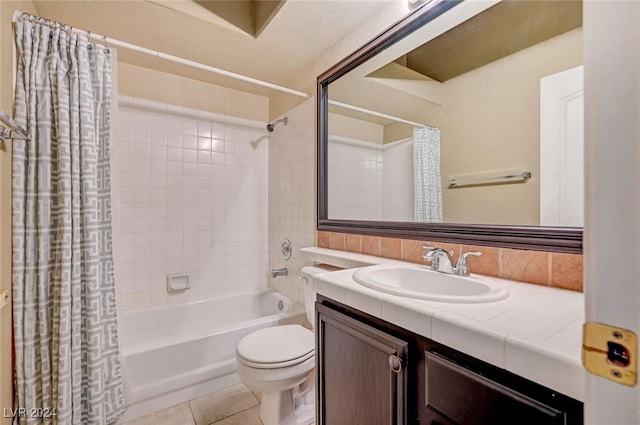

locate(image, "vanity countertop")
[[301, 247, 585, 402]]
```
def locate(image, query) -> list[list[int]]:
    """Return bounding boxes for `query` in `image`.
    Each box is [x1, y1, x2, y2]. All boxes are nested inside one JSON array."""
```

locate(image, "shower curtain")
[[414, 126, 443, 222], [12, 17, 124, 425]]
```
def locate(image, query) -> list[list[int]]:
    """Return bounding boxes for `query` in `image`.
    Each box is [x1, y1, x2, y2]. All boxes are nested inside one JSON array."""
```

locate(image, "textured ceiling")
[[31, 0, 399, 98]]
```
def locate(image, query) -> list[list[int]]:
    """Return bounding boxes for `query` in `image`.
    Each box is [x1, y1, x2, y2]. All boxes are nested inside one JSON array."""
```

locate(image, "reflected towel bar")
[[449, 171, 532, 188]]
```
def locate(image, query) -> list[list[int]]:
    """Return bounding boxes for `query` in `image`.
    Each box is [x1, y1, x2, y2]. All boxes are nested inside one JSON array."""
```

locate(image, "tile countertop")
[[300, 247, 586, 402]]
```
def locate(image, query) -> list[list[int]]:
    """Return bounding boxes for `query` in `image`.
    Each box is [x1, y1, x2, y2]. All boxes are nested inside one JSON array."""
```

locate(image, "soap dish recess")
[[167, 273, 190, 293]]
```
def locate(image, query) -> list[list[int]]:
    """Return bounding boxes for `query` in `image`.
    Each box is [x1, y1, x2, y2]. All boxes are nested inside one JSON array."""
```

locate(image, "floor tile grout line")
[[187, 399, 198, 425], [207, 403, 262, 425]]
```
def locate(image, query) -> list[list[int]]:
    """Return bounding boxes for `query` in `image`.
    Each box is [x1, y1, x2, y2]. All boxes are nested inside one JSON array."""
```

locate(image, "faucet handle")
[[455, 251, 482, 276], [422, 245, 435, 262]]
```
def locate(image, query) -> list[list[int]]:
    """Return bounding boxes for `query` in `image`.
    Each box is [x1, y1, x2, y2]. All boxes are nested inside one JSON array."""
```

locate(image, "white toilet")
[[235, 265, 332, 425]]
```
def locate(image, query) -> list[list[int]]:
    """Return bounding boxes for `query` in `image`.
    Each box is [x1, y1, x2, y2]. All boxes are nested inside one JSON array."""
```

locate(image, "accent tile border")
[[316, 231, 583, 292]]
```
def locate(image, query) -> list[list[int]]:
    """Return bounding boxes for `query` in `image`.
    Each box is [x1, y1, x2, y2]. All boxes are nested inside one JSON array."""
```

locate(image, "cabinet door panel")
[[422, 408, 456, 425], [425, 352, 564, 425], [317, 303, 408, 425]]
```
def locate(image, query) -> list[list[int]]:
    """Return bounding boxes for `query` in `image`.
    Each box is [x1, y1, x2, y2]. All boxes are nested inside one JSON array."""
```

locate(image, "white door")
[[540, 65, 584, 227], [584, 2, 640, 424]]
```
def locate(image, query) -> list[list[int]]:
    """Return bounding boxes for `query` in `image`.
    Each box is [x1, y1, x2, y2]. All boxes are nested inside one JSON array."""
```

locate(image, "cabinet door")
[[424, 352, 565, 425], [316, 303, 408, 425]]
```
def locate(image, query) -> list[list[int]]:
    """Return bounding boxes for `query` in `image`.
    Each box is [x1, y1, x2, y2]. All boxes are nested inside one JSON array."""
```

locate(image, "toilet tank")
[[300, 265, 341, 329]]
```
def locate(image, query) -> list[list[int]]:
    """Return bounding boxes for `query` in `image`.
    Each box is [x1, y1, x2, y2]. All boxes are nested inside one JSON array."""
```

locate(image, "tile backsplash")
[[317, 231, 583, 292], [113, 96, 270, 311]]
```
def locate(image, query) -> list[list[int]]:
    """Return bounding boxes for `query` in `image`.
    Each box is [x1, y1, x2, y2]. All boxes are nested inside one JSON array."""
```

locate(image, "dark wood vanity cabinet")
[[316, 296, 583, 425], [422, 352, 566, 425], [316, 302, 409, 425]]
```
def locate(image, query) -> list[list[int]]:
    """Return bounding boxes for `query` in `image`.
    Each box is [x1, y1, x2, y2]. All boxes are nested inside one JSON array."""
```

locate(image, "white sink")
[[353, 264, 508, 303]]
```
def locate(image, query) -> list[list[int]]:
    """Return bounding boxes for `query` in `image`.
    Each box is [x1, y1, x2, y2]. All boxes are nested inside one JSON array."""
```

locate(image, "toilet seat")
[[236, 324, 315, 369]]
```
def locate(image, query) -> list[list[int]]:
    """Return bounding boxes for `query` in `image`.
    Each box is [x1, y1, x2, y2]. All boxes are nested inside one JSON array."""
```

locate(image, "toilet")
[[235, 265, 334, 425]]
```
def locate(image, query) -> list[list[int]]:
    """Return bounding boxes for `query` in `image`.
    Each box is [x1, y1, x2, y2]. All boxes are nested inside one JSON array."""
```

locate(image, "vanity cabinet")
[[316, 302, 409, 425], [316, 295, 583, 425], [422, 352, 565, 425]]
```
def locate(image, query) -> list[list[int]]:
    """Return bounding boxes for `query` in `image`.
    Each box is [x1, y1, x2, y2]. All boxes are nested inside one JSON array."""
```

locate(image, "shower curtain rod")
[[12, 11, 311, 100], [328, 100, 434, 129]]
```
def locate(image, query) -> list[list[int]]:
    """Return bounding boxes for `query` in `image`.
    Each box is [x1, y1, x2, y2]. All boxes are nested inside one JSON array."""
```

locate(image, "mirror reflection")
[[327, 0, 583, 227]]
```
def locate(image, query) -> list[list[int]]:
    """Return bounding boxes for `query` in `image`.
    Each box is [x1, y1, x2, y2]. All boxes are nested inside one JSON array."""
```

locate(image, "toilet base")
[[260, 390, 296, 425], [259, 383, 315, 425]]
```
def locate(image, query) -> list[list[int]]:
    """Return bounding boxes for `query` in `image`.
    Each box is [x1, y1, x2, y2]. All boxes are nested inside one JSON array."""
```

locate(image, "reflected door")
[[540, 65, 584, 227]]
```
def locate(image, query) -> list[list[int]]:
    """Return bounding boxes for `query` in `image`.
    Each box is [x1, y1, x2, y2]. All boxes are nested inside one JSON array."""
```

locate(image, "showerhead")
[[266, 117, 288, 132]]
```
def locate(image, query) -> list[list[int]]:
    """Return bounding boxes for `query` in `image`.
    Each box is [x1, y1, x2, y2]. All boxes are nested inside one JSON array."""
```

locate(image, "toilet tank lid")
[[236, 324, 314, 364]]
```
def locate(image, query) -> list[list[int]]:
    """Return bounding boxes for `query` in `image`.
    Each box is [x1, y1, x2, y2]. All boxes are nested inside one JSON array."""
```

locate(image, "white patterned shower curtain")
[[413, 126, 443, 222], [12, 17, 124, 425]]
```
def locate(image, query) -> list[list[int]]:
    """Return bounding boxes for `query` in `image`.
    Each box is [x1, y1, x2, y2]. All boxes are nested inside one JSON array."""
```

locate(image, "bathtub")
[[117, 290, 305, 423]]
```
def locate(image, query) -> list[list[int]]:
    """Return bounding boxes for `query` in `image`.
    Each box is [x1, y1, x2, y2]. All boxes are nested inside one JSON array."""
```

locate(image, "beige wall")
[[118, 63, 269, 122], [0, 2, 37, 422], [432, 28, 583, 225], [383, 121, 413, 144]]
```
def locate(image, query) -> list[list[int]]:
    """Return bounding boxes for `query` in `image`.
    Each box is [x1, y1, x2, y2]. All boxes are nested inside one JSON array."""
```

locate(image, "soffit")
[[404, 0, 583, 82]]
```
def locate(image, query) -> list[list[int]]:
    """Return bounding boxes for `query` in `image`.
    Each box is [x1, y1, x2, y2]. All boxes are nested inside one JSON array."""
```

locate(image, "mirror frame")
[[316, 0, 582, 254]]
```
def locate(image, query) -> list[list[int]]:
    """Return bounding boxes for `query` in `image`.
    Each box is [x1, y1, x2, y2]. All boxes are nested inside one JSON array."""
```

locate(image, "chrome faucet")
[[271, 267, 288, 278], [454, 251, 482, 276], [423, 246, 456, 274], [422, 246, 482, 276]]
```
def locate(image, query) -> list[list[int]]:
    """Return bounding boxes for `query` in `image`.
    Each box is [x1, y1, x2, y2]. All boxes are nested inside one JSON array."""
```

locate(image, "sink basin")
[[353, 264, 508, 303]]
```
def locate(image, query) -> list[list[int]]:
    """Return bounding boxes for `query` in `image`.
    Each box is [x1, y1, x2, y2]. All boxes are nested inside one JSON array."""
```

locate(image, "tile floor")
[[121, 384, 264, 425]]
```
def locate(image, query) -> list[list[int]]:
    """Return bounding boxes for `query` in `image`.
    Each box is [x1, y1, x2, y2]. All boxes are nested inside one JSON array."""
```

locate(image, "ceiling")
[[30, 0, 400, 100]]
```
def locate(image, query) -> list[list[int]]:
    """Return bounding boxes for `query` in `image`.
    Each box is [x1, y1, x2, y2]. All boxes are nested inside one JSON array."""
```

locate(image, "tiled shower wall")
[[328, 139, 383, 220], [268, 99, 316, 304], [328, 138, 414, 222], [114, 97, 269, 311], [382, 139, 413, 221]]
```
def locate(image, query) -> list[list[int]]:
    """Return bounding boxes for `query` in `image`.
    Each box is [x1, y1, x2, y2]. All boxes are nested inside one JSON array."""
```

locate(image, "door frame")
[[584, 1, 640, 423]]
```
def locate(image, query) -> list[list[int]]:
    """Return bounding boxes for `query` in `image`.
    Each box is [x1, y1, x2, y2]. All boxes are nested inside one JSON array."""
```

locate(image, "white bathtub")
[[117, 290, 305, 423]]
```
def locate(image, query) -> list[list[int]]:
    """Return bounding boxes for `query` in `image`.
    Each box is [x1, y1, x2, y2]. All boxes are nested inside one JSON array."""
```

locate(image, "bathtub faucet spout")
[[271, 267, 288, 278]]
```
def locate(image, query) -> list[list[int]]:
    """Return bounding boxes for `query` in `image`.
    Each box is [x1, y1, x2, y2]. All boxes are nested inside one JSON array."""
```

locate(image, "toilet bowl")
[[235, 265, 335, 425]]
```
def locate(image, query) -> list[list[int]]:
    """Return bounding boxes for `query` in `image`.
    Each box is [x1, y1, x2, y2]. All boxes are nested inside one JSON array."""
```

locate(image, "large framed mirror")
[[317, 0, 583, 253]]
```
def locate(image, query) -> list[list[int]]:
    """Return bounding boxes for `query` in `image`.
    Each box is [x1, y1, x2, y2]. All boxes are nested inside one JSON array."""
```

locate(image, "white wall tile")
[[149, 130, 167, 146], [328, 141, 384, 221], [114, 99, 268, 311], [167, 147, 182, 162], [183, 149, 198, 163], [167, 133, 182, 147], [212, 139, 225, 153], [167, 119, 182, 134], [150, 174, 167, 189], [183, 135, 198, 150], [150, 145, 167, 160], [268, 99, 316, 305]]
